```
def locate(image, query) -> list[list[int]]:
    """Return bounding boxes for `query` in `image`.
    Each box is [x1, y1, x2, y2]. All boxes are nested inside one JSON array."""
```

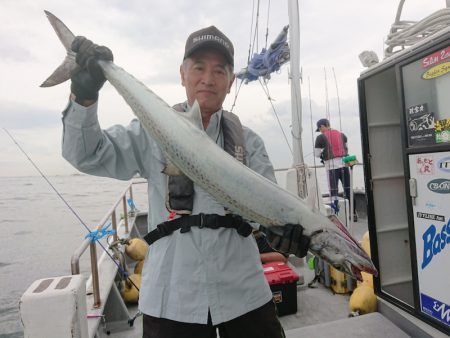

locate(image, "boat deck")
[[280, 258, 411, 338], [105, 260, 411, 338], [285, 312, 410, 338], [89, 186, 450, 338], [101, 209, 410, 338], [280, 270, 352, 330]]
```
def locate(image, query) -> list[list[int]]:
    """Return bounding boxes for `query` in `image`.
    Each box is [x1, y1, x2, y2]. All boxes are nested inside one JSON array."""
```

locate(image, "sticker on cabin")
[[427, 179, 450, 194], [437, 156, 450, 173], [420, 218, 450, 269], [416, 211, 445, 222], [421, 46, 450, 68], [420, 293, 450, 327], [422, 61, 450, 80], [435, 118, 450, 144], [415, 156, 434, 175], [407, 104, 435, 146], [425, 201, 438, 209]]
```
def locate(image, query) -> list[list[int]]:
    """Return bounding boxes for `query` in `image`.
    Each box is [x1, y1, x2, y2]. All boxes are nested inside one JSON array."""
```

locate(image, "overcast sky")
[[1, 0, 447, 177]]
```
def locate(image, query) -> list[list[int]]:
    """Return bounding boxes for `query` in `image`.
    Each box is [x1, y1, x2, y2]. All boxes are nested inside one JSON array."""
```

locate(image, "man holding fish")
[[61, 25, 307, 338], [43, 7, 377, 335]]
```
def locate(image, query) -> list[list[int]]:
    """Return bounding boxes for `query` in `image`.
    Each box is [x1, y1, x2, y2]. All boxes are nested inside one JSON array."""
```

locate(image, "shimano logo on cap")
[[193, 35, 230, 49]]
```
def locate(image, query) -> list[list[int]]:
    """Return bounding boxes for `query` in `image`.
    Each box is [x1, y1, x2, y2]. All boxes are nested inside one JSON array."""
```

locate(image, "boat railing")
[[70, 179, 142, 308], [274, 163, 364, 191], [273, 162, 363, 172]]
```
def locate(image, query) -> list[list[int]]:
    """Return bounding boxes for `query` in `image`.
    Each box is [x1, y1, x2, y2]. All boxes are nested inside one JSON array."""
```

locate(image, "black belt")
[[143, 213, 253, 245]]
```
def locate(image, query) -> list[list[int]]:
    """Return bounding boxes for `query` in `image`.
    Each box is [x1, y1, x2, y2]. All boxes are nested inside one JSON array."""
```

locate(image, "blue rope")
[[127, 197, 136, 211], [85, 223, 116, 243], [238, 25, 290, 83]]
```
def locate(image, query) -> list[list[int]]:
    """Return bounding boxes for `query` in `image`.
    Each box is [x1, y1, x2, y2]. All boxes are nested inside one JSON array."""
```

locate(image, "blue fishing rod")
[[3, 128, 141, 303]]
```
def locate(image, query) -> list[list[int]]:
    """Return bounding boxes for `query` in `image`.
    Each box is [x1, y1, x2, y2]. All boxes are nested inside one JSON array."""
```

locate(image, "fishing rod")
[[324, 67, 330, 121], [258, 78, 294, 156], [3, 128, 140, 294], [332, 67, 343, 133]]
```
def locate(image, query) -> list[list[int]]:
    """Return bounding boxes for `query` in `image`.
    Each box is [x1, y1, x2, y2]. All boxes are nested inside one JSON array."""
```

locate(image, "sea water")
[[0, 167, 364, 337], [0, 174, 147, 337]]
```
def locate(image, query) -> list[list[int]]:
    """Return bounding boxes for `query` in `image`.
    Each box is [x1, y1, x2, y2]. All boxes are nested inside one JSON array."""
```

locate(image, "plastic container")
[[263, 262, 299, 316], [330, 266, 355, 294]]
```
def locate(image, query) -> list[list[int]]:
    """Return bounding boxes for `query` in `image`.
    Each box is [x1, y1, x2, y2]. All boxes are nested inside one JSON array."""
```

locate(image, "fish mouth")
[[345, 256, 378, 282], [326, 215, 379, 280], [350, 265, 377, 282], [344, 247, 378, 282], [350, 246, 379, 278], [351, 265, 363, 282], [359, 262, 378, 278]]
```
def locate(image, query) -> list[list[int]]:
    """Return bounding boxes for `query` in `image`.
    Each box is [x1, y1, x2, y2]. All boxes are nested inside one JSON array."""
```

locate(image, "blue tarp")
[[237, 25, 290, 83]]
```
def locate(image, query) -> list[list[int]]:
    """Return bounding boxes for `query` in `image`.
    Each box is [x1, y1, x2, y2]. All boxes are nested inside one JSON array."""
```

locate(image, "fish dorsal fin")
[[182, 100, 204, 130]]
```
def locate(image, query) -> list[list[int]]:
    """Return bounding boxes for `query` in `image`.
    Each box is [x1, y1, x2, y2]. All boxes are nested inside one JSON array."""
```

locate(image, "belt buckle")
[[235, 216, 252, 237], [180, 223, 191, 233], [198, 213, 205, 229]]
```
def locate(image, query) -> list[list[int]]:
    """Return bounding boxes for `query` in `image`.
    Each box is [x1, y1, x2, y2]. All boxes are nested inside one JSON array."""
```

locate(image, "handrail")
[[70, 179, 145, 307], [274, 162, 364, 172]]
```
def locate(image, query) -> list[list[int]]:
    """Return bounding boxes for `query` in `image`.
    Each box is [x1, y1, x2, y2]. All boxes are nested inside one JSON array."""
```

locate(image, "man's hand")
[[267, 224, 310, 258], [70, 36, 113, 105]]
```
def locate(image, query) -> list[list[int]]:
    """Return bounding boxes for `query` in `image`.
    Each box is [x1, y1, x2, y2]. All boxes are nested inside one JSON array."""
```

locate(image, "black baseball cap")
[[316, 118, 330, 132], [184, 26, 234, 67]]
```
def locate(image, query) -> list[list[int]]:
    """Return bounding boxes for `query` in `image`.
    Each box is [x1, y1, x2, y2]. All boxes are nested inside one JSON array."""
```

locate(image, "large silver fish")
[[42, 11, 377, 281]]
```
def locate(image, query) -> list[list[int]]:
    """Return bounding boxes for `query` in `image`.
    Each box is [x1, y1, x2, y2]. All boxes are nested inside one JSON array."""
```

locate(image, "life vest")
[[165, 103, 246, 214], [322, 129, 347, 161]]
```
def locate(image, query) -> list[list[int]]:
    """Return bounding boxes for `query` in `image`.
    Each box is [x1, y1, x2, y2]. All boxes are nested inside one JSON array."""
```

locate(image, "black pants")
[[143, 301, 286, 338], [327, 166, 350, 199]]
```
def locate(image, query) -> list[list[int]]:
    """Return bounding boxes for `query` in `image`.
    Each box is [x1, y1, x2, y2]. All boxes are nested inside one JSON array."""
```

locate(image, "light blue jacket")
[[62, 100, 276, 325]]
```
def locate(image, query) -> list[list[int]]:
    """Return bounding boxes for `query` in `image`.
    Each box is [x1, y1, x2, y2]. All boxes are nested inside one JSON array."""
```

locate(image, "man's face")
[[180, 49, 235, 115]]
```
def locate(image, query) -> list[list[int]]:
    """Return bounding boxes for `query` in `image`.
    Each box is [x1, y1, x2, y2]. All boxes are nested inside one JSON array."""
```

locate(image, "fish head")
[[309, 229, 378, 281]]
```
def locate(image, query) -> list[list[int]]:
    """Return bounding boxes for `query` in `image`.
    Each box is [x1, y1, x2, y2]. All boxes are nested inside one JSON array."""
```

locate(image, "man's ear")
[[227, 73, 235, 93], [180, 65, 186, 87]]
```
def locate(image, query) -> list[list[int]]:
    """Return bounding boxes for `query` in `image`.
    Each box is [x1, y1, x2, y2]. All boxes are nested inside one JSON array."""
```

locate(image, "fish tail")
[[40, 11, 79, 87]]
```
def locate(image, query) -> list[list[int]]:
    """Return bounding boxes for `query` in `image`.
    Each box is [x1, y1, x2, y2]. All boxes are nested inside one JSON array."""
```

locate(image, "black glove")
[[71, 36, 113, 102], [267, 224, 310, 258]]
